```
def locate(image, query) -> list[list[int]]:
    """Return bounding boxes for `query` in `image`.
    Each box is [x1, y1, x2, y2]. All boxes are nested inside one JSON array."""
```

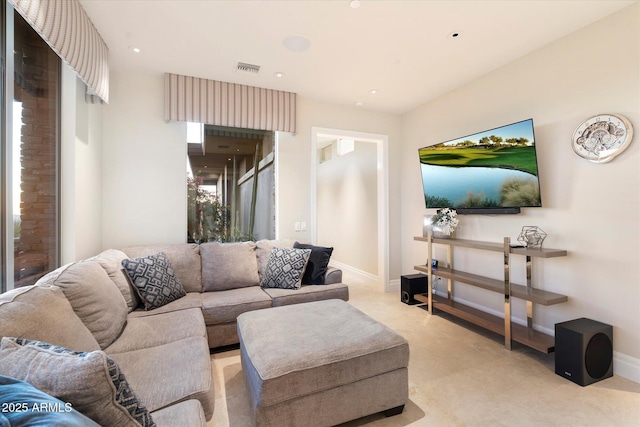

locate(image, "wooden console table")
[[413, 233, 568, 353]]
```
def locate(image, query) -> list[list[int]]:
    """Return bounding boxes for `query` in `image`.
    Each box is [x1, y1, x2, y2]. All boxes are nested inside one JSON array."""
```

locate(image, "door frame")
[[310, 127, 390, 291]]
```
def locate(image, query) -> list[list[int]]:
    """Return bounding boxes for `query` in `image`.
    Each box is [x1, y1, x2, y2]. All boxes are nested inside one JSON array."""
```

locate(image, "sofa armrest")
[[324, 266, 342, 284]]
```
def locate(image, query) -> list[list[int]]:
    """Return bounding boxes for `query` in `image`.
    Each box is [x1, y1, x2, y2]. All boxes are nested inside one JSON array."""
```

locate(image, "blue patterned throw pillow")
[[260, 247, 312, 290], [122, 252, 186, 310], [0, 337, 155, 427]]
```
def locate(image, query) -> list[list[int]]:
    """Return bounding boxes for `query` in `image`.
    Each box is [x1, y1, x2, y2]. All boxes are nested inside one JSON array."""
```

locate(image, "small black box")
[[401, 274, 428, 305], [555, 318, 613, 386]]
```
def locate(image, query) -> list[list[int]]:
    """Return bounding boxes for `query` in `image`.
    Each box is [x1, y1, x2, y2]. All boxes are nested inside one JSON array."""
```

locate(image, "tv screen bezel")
[[418, 118, 542, 215]]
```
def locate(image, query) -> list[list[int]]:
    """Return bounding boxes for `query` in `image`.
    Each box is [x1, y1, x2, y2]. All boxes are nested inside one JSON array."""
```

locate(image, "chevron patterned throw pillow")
[[122, 252, 186, 310], [260, 247, 312, 290]]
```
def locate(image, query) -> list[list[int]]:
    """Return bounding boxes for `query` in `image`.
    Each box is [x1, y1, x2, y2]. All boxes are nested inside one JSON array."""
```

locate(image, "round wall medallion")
[[571, 113, 633, 163]]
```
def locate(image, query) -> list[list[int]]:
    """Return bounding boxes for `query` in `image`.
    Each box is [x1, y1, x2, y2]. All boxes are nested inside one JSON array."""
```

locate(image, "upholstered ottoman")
[[237, 299, 409, 427]]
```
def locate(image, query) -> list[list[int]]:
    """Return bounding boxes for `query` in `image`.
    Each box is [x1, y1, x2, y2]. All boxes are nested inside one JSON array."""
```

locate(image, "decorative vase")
[[432, 225, 454, 239]]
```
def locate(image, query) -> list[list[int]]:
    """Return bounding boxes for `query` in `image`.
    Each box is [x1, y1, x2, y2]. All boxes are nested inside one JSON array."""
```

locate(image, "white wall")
[[317, 140, 378, 275], [101, 73, 187, 248], [61, 67, 103, 263], [277, 97, 403, 281], [96, 73, 403, 281], [401, 4, 639, 378]]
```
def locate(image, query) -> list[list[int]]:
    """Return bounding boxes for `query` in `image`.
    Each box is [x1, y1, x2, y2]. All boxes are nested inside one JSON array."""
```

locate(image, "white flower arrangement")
[[431, 208, 459, 234]]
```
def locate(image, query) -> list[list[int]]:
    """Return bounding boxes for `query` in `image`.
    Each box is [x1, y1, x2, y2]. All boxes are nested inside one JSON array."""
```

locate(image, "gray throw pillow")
[[260, 247, 312, 290], [0, 337, 155, 427], [121, 252, 186, 311]]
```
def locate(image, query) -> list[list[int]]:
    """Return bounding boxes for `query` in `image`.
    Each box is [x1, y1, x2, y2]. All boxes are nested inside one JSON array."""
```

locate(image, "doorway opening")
[[311, 127, 389, 290], [187, 125, 276, 243]]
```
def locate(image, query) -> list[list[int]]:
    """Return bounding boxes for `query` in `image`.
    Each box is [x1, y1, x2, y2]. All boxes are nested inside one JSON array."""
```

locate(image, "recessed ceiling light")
[[274, 72, 285, 78], [355, 100, 364, 107], [369, 89, 378, 95], [349, 0, 361, 9], [132, 47, 141, 53], [283, 35, 311, 52]]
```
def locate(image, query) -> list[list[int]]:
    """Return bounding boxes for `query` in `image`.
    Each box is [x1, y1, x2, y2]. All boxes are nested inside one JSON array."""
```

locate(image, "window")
[[1, 8, 61, 291], [187, 125, 276, 243]]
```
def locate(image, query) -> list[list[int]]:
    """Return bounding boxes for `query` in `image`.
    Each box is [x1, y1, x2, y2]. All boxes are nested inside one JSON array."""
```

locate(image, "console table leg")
[[446, 245, 453, 300], [503, 237, 512, 350], [427, 230, 433, 315], [526, 255, 533, 329]]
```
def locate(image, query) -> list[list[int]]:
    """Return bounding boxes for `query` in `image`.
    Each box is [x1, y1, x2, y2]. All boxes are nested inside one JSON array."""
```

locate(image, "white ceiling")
[[79, 0, 635, 114]]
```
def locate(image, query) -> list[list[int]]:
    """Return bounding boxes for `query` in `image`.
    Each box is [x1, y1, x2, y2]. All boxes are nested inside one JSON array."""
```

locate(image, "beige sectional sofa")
[[0, 239, 348, 426]]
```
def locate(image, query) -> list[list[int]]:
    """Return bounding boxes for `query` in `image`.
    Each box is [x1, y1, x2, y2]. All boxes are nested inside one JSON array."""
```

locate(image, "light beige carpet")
[[209, 272, 640, 426]]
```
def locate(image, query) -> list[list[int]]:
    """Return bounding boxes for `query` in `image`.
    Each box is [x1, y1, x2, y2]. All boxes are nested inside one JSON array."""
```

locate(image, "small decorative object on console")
[[430, 208, 459, 238], [571, 113, 633, 164], [517, 226, 547, 249]]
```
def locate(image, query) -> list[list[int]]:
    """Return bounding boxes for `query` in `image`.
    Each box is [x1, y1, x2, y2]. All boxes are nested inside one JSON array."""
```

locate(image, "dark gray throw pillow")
[[121, 252, 186, 310], [293, 242, 334, 285], [260, 247, 312, 290]]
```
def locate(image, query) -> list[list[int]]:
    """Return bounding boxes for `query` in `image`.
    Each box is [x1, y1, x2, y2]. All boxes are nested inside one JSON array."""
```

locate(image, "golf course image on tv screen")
[[419, 119, 542, 209]]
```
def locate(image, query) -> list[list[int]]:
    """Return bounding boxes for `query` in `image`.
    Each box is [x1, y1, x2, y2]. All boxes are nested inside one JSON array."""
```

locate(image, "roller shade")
[[164, 73, 296, 133], [10, 0, 109, 103]]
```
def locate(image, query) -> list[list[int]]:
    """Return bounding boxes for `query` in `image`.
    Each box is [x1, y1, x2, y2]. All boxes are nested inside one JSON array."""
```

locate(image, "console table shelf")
[[413, 265, 568, 305], [413, 293, 556, 353], [413, 236, 568, 258], [413, 234, 568, 353]]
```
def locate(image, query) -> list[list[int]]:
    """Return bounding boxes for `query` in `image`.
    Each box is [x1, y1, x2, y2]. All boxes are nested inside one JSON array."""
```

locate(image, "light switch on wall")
[[295, 222, 301, 231]]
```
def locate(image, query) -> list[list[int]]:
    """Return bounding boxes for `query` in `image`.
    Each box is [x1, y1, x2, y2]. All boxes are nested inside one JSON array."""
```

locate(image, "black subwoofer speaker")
[[555, 318, 613, 386], [401, 274, 428, 305]]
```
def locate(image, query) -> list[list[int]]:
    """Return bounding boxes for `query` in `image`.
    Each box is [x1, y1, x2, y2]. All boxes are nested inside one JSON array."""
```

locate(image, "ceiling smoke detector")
[[236, 62, 261, 73]]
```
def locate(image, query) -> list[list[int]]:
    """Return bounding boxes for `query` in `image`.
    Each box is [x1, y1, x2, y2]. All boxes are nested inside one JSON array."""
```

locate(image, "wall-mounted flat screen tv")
[[419, 118, 542, 214]]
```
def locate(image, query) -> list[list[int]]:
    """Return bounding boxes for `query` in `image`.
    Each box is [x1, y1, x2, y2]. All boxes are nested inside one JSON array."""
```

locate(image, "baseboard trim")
[[388, 279, 401, 292], [329, 260, 378, 283], [613, 351, 640, 383]]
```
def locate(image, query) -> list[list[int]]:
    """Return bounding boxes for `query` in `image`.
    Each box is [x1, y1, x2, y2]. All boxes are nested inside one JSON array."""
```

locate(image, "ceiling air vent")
[[236, 62, 260, 74]]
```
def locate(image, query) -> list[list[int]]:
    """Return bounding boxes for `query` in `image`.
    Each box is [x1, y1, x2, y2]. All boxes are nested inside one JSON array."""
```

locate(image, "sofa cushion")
[[109, 336, 214, 421], [90, 249, 140, 312], [0, 337, 154, 427], [150, 399, 206, 427], [122, 244, 202, 293], [0, 284, 100, 351], [122, 252, 186, 311], [201, 287, 272, 325], [200, 241, 259, 291], [105, 307, 206, 353], [293, 242, 334, 285], [0, 375, 101, 427], [261, 283, 349, 307], [256, 239, 295, 280], [260, 248, 311, 290], [36, 261, 128, 349], [127, 292, 203, 318]]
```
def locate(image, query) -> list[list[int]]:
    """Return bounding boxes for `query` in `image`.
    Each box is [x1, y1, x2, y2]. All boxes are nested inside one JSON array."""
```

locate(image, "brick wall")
[[13, 14, 59, 287]]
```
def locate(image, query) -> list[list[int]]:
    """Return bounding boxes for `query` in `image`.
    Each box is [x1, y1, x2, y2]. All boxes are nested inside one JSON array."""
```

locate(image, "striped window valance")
[[164, 73, 296, 134], [9, 0, 109, 104]]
